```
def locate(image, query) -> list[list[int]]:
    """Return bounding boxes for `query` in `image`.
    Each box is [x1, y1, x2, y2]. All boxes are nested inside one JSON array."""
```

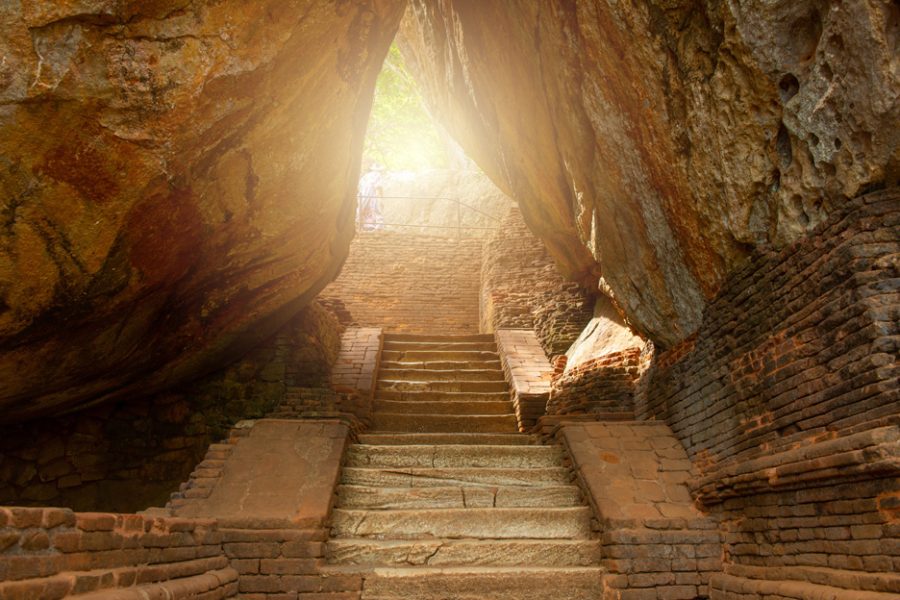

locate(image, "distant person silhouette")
[[357, 163, 385, 231]]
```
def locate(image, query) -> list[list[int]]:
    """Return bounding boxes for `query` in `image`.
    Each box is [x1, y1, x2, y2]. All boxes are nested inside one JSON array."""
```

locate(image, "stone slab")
[[346, 444, 562, 469], [376, 380, 509, 393], [331, 507, 592, 539], [371, 413, 519, 433], [373, 399, 514, 416], [356, 566, 604, 600], [337, 484, 581, 509], [378, 368, 506, 382], [560, 421, 703, 525], [327, 538, 601, 567], [357, 433, 534, 446], [340, 466, 570, 488], [176, 419, 349, 527]]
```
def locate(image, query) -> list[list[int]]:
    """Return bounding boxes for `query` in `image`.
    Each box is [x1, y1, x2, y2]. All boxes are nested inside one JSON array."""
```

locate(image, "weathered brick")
[[260, 558, 320, 575], [224, 542, 281, 559]]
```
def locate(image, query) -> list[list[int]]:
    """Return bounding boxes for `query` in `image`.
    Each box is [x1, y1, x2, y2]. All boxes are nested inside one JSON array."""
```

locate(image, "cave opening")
[[0, 2, 897, 598], [354, 41, 490, 237]]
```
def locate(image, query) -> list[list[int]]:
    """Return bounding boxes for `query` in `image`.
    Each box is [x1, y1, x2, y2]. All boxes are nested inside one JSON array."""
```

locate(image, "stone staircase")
[[325, 333, 604, 599]]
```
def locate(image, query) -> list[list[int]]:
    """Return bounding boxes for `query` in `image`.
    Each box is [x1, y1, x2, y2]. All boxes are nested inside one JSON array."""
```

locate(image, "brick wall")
[[331, 328, 383, 403], [546, 296, 645, 419], [481, 206, 594, 355], [635, 189, 900, 598], [495, 329, 554, 430], [320, 232, 482, 334], [559, 421, 723, 600], [547, 349, 641, 417], [0, 303, 343, 513], [0, 507, 237, 599], [162, 418, 357, 600], [636, 190, 898, 467]]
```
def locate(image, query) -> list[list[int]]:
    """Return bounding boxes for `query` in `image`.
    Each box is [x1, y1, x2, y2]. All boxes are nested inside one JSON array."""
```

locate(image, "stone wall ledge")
[[724, 564, 900, 596], [692, 426, 900, 505], [168, 419, 349, 529], [0, 506, 234, 599], [70, 567, 238, 600], [494, 329, 553, 431], [710, 572, 900, 600]]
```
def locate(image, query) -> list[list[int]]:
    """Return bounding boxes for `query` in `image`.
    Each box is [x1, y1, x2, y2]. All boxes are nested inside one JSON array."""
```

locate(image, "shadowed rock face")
[[0, 1, 406, 422], [398, 0, 899, 347]]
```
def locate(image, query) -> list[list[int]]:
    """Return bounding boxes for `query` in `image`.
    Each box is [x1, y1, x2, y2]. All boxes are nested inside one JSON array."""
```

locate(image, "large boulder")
[[399, 0, 899, 346], [0, 0, 406, 421]]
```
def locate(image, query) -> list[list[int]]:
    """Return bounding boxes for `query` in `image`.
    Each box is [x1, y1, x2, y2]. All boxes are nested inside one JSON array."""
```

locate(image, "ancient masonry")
[[319, 233, 482, 335], [0, 194, 897, 600], [319, 206, 593, 353]]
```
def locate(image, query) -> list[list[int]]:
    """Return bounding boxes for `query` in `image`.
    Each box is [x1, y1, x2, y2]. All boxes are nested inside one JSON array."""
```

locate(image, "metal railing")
[[358, 194, 501, 238]]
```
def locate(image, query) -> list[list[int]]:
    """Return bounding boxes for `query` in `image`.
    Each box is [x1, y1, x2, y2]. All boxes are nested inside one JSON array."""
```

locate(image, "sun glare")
[[362, 44, 450, 172]]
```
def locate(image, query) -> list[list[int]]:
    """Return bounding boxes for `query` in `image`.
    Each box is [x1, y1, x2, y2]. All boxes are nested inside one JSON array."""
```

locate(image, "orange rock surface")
[[0, 1, 406, 420], [398, 0, 899, 346]]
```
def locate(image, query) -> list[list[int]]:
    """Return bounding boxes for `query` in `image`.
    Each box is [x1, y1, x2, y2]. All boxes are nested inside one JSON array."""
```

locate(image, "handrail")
[[357, 193, 504, 238], [370, 195, 504, 222], [358, 221, 499, 231]]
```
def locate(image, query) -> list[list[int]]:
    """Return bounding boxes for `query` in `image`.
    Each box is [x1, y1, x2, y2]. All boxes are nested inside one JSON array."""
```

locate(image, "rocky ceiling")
[[0, 0, 896, 420]]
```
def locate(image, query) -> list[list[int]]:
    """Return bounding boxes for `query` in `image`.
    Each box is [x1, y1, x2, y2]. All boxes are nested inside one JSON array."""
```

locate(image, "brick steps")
[[336, 484, 582, 509], [326, 332, 603, 597]]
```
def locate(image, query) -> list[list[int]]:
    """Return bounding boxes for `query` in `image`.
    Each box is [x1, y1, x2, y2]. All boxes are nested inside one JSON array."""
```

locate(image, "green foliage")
[[364, 45, 449, 171]]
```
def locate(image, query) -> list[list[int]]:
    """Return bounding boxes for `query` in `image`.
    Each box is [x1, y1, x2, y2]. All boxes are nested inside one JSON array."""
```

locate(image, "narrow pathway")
[[325, 333, 604, 599]]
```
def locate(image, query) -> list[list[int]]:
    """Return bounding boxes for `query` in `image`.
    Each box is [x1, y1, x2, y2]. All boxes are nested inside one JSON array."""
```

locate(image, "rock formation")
[[398, 0, 899, 347], [0, 0, 406, 421]]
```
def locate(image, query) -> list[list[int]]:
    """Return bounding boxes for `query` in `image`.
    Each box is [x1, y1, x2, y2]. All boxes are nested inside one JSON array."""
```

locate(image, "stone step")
[[379, 368, 505, 382], [327, 538, 601, 568], [384, 334, 496, 343], [341, 467, 571, 488], [382, 341, 497, 353], [381, 350, 500, 362], [336, 484, 582, 509], [373, 400, 513, 416], [371, 413, 518, 433], [374, 390, 510, 402], [379, 359, 503, 371], [331, 507, 592, 539], [357, 433, 535, 446], [345, 445, 562, 469], [377, 380, 509, 393], [352, 566, 605, 600]]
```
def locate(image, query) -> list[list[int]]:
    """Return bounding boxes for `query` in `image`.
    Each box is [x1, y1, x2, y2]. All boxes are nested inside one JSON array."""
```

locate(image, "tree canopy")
[[363, 44, 450, 171]]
